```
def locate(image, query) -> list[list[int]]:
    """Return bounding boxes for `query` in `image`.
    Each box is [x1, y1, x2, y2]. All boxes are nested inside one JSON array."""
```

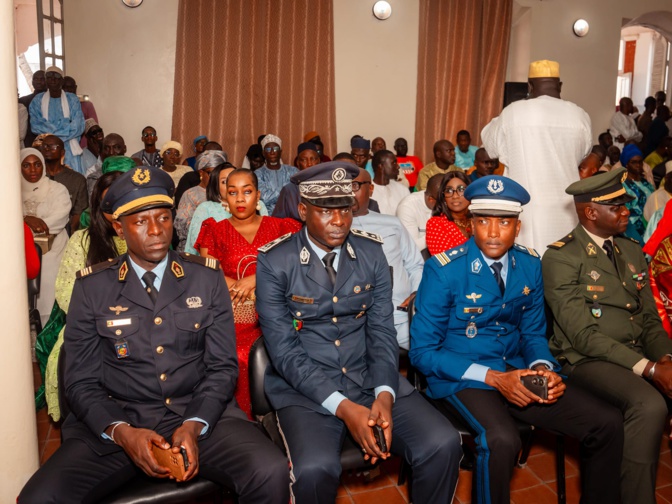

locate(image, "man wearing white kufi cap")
[[481, 59, 592, 253], [256, 133, 298, 213]]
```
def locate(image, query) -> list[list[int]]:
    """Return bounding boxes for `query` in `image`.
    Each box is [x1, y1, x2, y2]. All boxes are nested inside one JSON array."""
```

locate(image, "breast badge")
[[109, 305, 128, 316], [186, 296, 203, 308], [591, 303, 602, 318], [522, 286, 530, 296], [466, 292, 482, 303], [114, 339, 130, 359], [466, 322, 478, 338], [587, 270, 600, 282]]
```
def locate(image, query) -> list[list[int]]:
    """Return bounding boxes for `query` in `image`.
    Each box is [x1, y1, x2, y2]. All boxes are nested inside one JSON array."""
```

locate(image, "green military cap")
[[565, 167, 634, 205]]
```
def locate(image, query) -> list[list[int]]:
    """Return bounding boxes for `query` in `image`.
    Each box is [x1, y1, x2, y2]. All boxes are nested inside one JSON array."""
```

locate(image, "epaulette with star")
[[258, 233, 292, 254], [350, 228, 383, 244], [76, 257, 121, 279], [179, 252, 219, 270], [514, 243, 540, 257], [546, 233, 575, 250], [433, 245, 468, 267]]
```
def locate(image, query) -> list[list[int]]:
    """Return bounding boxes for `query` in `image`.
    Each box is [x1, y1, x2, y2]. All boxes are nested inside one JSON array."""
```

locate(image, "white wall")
[[513, 0, 672, 142], [333, 0, 419, 155], [63, 0, 178, 154]]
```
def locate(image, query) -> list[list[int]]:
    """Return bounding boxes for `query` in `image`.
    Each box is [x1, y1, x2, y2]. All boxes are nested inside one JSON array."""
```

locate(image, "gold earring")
[[256, 201, 261, 211]]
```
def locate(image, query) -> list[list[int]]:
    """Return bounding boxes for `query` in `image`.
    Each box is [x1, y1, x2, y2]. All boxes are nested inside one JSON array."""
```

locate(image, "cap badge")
[[466, 292, 482, 303], [131, 168, 151, 186], [332, 167, 346, 182], [487, 179, 504, 194]]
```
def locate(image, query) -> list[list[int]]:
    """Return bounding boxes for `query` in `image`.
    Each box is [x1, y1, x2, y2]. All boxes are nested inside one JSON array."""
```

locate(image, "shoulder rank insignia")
[[258, 233, 293, 253], [547, 233, 574, 250], [434, 251, 451, 267], [76, 257, 120, 279], [350, 228, 383, 244], [618, 234, 640, 244], [179, 252, 220, 270], [171, 261, 185, 278], [514, 243, 539, 257]]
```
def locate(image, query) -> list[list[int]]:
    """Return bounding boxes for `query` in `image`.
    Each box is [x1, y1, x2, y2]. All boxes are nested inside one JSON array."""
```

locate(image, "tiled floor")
[[32, 363, 672, 503]]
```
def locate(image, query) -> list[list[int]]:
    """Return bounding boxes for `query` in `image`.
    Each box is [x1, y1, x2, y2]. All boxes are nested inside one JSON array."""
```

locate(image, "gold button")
[[335, 340, 341, 347], [156, 346, 164, 354], [296, 311, 302, 317], [623, 282, 627, 286], [160, 373, 167, 381], [115, 329, 122, 336], [362, 304, 367, 309], [342, 367, 347, 373], [194, 323, 200, 329], [593, 294, 598, 299], [630, 317, 634, 321], [626, 303, 631, 308], [333, 296, 338, 303], [332, 317, 338, 323], [165, 398, 171, 405], [154, 317, 162, 325]]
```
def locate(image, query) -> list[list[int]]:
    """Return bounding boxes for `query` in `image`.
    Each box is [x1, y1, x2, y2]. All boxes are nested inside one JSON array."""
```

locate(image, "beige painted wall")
[[513, 0, 672, 142], [333, 0, 419, 155], [63, 0, 178, 154]]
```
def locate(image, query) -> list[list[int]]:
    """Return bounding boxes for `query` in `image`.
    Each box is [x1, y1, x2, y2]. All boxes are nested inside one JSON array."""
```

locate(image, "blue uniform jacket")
[[256, 229, 414, 414], [409, 238, 558, 399]]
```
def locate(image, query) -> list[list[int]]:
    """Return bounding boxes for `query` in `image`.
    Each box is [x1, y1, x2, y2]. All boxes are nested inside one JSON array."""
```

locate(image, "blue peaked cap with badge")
[[464, 175, 531, 216], [291, 160, 359, 208], [101, 166, 175, 219]]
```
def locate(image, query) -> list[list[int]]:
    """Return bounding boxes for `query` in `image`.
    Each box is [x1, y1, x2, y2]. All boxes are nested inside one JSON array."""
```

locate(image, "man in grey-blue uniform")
[[350, 167, 424, 349], [256, 161, 461, 503], [19, 167, 289, 504], [410, 175, 623, 504]]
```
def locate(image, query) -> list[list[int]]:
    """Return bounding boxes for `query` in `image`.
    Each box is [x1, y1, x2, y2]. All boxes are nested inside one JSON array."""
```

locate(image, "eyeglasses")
[[88, 128, 103, 137], [142, 132, 156, 138], [45, 72, 62, 79], [42, 143, 61, 151], [264, 146, 281, 153], [444, 185, 466, 196], [164, 149, 180, 156], [352, 181, 371, 191]]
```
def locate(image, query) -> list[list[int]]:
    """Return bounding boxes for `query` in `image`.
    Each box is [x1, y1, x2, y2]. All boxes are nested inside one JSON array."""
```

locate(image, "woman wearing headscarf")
[[21, 147, 71, 328], [622, 143, 654, 243], [174, 150, 228, 251], [159, 140, 191, 186], [644, 199, 672, 337], [36, 170, 127, 417]]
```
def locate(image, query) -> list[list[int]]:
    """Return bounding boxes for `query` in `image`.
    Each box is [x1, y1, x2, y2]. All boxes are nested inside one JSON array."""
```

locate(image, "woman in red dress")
[[425, 171, 472, 256], [644, 199, 672, 336], [195, 168, 302, 417]]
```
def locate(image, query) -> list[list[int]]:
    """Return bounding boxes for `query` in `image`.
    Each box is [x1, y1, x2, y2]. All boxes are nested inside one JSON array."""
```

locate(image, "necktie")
[[142, 271, 158, 304], [603, 239, 618, 271], [491, 261, 505, 295], [322, 252, 337, 286]]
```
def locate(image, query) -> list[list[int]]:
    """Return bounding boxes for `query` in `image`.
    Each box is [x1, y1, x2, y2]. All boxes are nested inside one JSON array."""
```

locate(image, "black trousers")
[[19, 413, 290, 504], [276, 390, 462, 504], [447, 383, 623, 504]]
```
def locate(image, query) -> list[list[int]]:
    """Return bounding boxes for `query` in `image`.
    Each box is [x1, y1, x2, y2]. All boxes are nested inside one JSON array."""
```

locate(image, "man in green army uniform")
[[542, 167, 672, 504]]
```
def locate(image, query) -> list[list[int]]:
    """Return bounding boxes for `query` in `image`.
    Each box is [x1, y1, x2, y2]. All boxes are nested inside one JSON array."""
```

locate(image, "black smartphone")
[[180, 446, 189, 470], [520, 374, 548, 400], [372, 425, 387, 453], [396, 305, 409, 312]]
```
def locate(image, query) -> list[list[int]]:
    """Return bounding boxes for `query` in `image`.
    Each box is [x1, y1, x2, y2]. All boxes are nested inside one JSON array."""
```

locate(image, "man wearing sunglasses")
[[132, 126, 163, 168]]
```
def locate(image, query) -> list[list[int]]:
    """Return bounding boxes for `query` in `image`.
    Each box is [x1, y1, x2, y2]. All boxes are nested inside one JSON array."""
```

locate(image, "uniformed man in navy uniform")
[[19, 167, 289, 504], [256, 161, 461, 503], [409, 175, 623, 504]]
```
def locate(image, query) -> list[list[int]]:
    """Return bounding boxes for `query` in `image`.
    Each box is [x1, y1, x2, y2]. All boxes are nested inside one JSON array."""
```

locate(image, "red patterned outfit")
[[425, 214, 469, 256], [195, 216, 302, 417]]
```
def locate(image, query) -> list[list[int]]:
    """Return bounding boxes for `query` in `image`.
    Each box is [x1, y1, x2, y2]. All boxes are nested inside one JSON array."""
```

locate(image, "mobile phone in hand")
[[372, 425, 387, 453], [520, 374, 548, 400]]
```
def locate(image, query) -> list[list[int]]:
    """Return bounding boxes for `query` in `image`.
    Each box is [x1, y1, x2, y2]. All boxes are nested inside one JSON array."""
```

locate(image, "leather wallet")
[[151, 445, 188, 480]]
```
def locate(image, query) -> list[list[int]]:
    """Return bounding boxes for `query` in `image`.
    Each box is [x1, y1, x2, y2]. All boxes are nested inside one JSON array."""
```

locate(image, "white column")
[[0, 0, 40, 500]]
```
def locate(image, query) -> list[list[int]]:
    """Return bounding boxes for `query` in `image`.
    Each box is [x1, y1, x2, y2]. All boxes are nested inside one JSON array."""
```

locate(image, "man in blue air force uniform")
[[256, 161, 461, 503], [19, 167, 288, 504], [410, 175, 623, 504]]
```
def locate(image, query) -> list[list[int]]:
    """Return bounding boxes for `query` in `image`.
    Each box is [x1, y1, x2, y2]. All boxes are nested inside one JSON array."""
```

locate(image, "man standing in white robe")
[[481, 60, 591, 253]]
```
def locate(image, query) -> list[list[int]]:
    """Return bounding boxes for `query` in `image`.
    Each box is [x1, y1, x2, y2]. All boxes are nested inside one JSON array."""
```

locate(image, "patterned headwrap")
[[261, 134, 282, 149], [195, 150, 228, 171], [160, 140, 183, 156], [102, 156, 137, 174]]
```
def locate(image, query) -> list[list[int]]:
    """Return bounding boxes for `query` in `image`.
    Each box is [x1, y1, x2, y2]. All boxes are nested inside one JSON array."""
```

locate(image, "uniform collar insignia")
[[471, 258, 482, 273], [300, 247, 310, 264], [171, 261, 185, 278], [347, 243, 356, 259], [466, 292, 482, 303], [118, 261, 128, 282], [586, 243, 597, 256], [109, 305, 128, 315], [511, 256, 516, 268]]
